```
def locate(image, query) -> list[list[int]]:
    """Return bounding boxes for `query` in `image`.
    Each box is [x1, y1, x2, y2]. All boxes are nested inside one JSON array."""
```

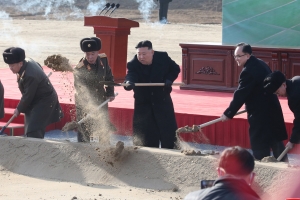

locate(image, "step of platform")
[[0, 121, 24, 136], [1, 108, 25, 124], [0, 108, 25, 136]]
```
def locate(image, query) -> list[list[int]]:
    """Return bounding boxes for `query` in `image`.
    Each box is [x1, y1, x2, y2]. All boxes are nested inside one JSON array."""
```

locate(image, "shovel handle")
[[277, 146, 291, 161], [0, 115, 17, 135], [77, 92, 118, 124], [198, 109, 247, 129]]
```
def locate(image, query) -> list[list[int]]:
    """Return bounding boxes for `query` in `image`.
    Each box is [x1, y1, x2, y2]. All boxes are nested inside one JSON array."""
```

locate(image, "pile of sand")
[[0, 137, 299, 199]]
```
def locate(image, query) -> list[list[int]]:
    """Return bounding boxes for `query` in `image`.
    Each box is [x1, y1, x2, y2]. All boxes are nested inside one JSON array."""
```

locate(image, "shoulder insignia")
[[75, 58, 85, 68], [99, 53, 107, 58]]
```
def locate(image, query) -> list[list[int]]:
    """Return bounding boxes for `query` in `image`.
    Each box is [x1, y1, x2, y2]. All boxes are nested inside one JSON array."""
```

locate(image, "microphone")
[[104, 3, 115, 15], [109, 3, 120, 16], [98, 3, 110, 15]]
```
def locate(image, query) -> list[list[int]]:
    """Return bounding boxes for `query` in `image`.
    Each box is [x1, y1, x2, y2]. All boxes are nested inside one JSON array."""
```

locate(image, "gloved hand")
[[124, 81, 135, 90], [220, 114, 229, 122], [165, 79, 172, 88]]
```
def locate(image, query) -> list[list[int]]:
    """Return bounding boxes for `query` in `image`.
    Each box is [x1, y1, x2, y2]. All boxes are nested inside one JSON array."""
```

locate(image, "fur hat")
[[80, 37, 101, 52], [3, 47, 25, 64], [264, 71, 286, 94]]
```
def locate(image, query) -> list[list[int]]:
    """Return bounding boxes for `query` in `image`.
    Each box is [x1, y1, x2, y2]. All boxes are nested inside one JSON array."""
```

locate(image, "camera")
[[200, 180, 215, 189]]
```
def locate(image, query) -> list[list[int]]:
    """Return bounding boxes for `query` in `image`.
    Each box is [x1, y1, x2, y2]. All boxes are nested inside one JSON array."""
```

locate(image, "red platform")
[[1, 67, 298, 153]]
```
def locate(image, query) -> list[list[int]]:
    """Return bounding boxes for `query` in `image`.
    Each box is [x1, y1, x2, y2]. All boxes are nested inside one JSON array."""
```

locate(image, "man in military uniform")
[[158, 0, 172, 24], [124, 40, 180, 149], [264, 71, 300, 150], [2, 47, 63, 138], [0, 80, 4, 119], [74, 37, 116, 142], [220, 43, 288, 161]]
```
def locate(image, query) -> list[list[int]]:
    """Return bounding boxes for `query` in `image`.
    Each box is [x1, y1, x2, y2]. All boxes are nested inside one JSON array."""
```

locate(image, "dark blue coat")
[[224, 56, 287, 149], [125, 51, 180, 148]]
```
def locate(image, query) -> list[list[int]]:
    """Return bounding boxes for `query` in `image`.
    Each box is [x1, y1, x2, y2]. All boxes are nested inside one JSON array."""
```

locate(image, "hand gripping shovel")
[[176, 109, 247, 134], [62, 92, 118, 132], [100, 81, 185, 87]]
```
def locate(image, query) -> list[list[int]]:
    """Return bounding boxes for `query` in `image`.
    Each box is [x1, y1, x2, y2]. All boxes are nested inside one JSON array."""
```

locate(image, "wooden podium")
[[84, 16, 139, 81]]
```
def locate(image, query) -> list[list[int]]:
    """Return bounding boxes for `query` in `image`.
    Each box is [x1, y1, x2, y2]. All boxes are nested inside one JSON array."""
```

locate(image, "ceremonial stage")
[[1, 66, 297, 152]]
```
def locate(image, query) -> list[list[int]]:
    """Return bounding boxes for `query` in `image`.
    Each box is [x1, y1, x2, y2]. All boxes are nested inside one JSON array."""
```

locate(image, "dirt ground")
[[1, 1, 300, 200]]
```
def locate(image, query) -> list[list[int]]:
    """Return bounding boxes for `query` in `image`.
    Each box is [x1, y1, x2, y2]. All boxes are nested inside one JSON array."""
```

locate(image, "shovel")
[[176, 109, 247, 134], [62, 92, 118, 131], [277, 146, 291, 161], [100, 81, 185, 87], [0, 114, 17, 136]]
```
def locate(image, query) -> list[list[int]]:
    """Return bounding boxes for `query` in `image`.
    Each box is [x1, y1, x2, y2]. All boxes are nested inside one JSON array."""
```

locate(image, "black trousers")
[[252, 140, 288, 162], [159, 0, 170, 21], [27, 129, 45, 139]]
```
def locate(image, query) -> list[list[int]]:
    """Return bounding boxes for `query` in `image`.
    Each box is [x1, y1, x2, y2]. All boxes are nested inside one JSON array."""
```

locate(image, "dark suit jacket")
[[224, 56, 287, 149], [286, 77, 300, 143]]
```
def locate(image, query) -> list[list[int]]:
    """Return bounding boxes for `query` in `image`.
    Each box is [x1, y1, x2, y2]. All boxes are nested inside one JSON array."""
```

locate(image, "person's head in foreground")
[[184, 146, 260, 200], [218, 146, 255, 184], [263, 71, 287, 97], [80, 37, 101, 64], [135, 40, 154, 65], [234, 42, 252, 67], [3, 47, 26, 74]]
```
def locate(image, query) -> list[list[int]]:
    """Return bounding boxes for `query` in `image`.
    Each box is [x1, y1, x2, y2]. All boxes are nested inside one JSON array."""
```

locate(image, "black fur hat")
[[80, 37, 101, 52], [264, 71, 286, 94], [3, 47, 25, 64]]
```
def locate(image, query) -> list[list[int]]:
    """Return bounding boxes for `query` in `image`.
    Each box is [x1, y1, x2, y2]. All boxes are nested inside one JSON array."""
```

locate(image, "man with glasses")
[[264, 71, 300, 151], [220, 43, 288, 161], [184, 146, 260, 200]]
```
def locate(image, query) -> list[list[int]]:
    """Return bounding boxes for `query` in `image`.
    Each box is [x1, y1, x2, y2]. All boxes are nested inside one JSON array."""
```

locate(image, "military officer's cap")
[[2, 47, 25, 64], [80, 37, 101, 52], [263, 71, 286, 94]]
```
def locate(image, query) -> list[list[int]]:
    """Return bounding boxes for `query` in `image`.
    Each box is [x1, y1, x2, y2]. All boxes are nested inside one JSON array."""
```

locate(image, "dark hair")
[[135, 40, 153, 49], [236, 42, 252, 55], [219, 146, 254, 176]]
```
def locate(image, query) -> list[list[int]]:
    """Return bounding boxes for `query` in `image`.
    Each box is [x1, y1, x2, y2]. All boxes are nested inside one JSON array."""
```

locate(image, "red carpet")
[[1, 67, 298, 152]]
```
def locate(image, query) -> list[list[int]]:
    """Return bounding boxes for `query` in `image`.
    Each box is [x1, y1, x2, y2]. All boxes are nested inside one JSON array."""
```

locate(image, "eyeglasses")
[[233, 54, 246, 59]]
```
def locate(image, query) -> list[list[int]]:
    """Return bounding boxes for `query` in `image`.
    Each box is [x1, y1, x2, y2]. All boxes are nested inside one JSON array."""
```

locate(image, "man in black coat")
[[124, 40, 180, 149], [184, 146, 261, 200], [0, 80, 4, 119], [220, 43, 288, 161], [158, 0, 172, 23], [264, 71, 300, 150], [2, 47, 63, 138]]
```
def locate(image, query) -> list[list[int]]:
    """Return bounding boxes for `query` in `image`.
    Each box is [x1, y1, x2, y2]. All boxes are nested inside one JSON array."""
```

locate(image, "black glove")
[[124, 81, 135, 90], [165, 79, 172, 88]]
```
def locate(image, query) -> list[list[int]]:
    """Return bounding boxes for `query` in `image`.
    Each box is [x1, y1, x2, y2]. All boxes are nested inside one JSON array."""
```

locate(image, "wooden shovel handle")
[[198, 109, 247, 129], [277, 146, 291, 161], [77, 92, 118, 124]]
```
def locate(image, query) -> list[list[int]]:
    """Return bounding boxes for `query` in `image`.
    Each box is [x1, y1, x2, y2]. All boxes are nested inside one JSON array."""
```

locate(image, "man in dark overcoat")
[[264, 71, 300, 150], [158, 0, 172, 23], [0, 80, 4, 119], [74, 37, 115, 142], [124, 40, 180, 149], [220, 43, 288, 161], [2, 47, 63, 138]]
